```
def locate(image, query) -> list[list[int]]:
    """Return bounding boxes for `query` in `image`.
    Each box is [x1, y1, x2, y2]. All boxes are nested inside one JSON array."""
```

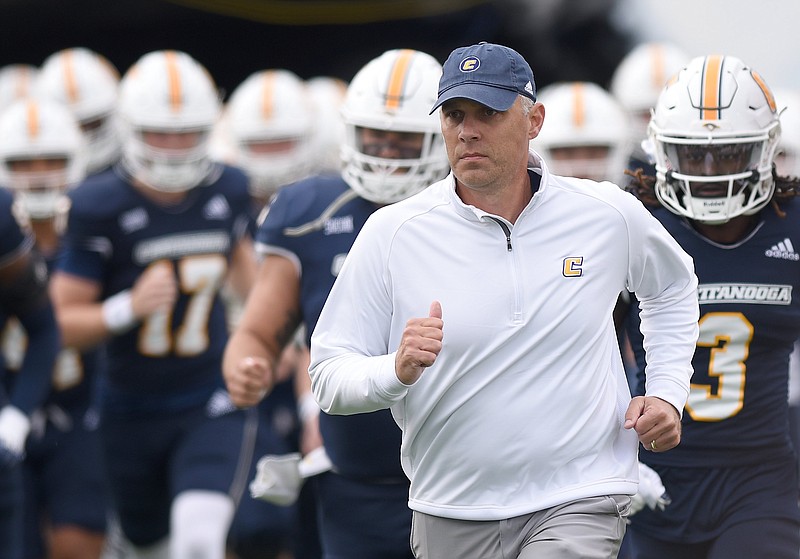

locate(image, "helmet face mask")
[[118, 50, 221, 193], [659, 141, 767, 225], [127, 127, 214, 193], [340, 49, 449, 204], [7, 158, 69, 218], [547, 145, 613, 183], [649, 55, 780, 224]]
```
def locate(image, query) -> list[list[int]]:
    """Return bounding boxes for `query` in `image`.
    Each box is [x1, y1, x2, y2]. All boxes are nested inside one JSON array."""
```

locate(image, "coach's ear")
[[528, 102, 545, 141]]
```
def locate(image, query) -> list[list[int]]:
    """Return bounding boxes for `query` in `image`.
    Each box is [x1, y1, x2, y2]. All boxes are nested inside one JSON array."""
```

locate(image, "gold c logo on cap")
[[460, 56, 480, 72]]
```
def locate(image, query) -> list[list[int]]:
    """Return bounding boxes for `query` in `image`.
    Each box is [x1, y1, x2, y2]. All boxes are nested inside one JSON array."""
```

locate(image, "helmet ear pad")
[[339, 49, 450, 204], [649, 55, 780, 224], [117, 50, 221, 193]]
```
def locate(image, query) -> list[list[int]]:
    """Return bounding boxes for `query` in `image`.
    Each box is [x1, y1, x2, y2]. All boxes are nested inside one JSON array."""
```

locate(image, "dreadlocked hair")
[[623, 168, 660, 209], [770, 166, 800, 218], [624, 165, 800, 219]]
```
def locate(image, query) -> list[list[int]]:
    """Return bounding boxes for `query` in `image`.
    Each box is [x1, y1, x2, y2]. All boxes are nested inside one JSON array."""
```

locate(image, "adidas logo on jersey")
[[204, 195, 231, 220], [765, 238, 800, 261], [119, 207, 148, 234]]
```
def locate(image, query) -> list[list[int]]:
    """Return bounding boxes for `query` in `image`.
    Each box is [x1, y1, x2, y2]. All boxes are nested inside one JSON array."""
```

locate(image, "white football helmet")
[[306, 75, 347, 175], [773, 88, 800, 178], [117, 50, 221, 193], [36, 47, 121, 174], [611, 42, 691, 142], [532, 81, 630, 185], [649, 55, 780, 224], [0, 64, 38, 112], [0, 98, 86, 223], [340, 49, 449, 204], [226, 69, 314, 200]]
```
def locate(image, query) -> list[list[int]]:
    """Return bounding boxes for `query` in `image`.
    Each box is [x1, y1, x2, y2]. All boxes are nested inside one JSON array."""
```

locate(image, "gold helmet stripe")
[[649, 44, 668, 91], [701, 55, 724, 121], [164, 51, 183, 113], [385, 49, 415, 111], [26, 99, 40, 139], [571, 82, 585, 128], [260, 71, 277, 120], [751, 70, 777, 113], [63, 50, 80, 104]]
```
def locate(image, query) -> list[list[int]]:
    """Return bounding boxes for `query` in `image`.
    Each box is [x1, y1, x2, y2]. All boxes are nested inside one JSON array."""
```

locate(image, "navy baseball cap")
[[430, 42, 536, 114]]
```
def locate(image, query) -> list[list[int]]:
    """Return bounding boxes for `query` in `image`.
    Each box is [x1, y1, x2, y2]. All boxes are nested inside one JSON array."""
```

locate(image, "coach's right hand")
[[395, 300, 443, 385]]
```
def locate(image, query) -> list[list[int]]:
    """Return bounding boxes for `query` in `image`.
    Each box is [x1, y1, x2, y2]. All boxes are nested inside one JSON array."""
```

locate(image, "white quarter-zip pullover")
[[310, 152, 698, 521]]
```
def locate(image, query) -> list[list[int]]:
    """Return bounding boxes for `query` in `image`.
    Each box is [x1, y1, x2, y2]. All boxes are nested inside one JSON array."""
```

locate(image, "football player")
[[49, 50, 258, 559], [0, 185, 60, 559], [216, 68, 320, 559], [531, 81, 631, 187], [35, 47, 121, 176], [610, 42, 691, 181], [221, 68, 315, 208], [0, 97, 110, 559], [624, 55, 800, 558], [222, 48, 449, 559]]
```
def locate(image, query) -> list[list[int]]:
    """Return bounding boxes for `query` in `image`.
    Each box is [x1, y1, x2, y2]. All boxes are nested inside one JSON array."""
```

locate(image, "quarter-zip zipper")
[[484, 215, 523, 322], [487, 216, 512, 251]]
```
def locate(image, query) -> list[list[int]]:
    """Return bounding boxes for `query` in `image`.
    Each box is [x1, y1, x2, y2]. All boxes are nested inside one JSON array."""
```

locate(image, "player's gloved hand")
[[0, 406, 30, 468], [630, 461, 671, 515], [250, 453, 303, 506], [250, 446, 332, 506]]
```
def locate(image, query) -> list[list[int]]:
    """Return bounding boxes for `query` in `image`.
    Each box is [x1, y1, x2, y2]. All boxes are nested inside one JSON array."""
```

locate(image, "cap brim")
[[429, 84, 519, 114]]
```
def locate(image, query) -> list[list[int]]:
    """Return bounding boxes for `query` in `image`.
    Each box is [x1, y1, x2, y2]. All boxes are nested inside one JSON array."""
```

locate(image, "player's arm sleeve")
[[308, 216, 409, 415], [625, 201, 699, 415], [0, 249, 60, 414]]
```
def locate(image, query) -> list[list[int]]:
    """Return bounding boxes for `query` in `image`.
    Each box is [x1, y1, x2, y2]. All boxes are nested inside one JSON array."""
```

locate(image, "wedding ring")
[[650, 440, 658, 451]]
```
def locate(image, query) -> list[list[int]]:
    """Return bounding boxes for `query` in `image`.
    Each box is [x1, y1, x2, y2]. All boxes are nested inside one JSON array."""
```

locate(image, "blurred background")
[[615, 0, 800, 90], [0, 0, 636, 97], [0, 0, 794, 107]]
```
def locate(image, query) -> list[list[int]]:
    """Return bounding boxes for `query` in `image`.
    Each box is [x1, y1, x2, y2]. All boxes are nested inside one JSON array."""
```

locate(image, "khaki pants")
[[411, 495, 630, 559]]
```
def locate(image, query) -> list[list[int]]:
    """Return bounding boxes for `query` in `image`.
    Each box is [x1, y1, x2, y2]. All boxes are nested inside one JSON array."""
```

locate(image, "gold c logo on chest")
[[562, 256, 584, 277]]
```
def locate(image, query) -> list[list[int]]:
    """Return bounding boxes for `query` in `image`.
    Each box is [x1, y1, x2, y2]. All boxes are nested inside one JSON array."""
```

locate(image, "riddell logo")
[[765, 238, 800, 261]]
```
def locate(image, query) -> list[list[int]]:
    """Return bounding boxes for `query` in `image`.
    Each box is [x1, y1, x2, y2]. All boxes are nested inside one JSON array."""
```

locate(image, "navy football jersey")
[[56, 165, 252, 415], [256, 175, 405, 479], [0, 187, 33, 403], [2, 250, 100, 413], [0, 189, 32, 265], [0, 188, 59, 414], [627, 200, 800, 467]]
